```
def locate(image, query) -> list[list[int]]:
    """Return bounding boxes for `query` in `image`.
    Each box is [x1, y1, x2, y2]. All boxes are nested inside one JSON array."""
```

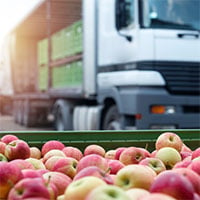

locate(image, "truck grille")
[[137, 61, 200, 95]]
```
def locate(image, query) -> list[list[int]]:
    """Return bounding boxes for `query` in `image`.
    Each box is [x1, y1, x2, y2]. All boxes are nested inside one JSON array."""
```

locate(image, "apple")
[[155, 132, 183, 152], [76, 154, 109, 173], [140, 193, 177, 200], [125, 188, 150, 200], [5, 139, 31, 160], [26, 158, 46, 170], [194, 193, 200, 200], [85, 185, 131, 200], [57, 194, 64, 200], [114, 147, 127, 160], [9, 159, 34, 170], [8, 177, 50, 199], [119, 147, 146, 165], [30, 146, 41, 159], [1, 134, 19, 144], [105, 149, 116, 160], [0, 141, 6, 154], [139, 157, 166, 174], [180, 151, 192, 160], [181, 143, 192, 153], [73, 166, 113, 184], [51, 157, 78, 179], [84, 144, 106, 157], [150, 170, 195, 200], [21, 169, 43, 178], [192, 147, 200, 160], [43, 171, 72, 196], [41, 140, 65, 156], [64, 176, 106, 200], [107, 159, 125, 174], [0, 153, 7, 162], [114, 164, 156, 190], [137, 147, 151, 158], [173, 167, 200, 195], [45, 156, 65, 170], [42, 149, 66, 164], [0, 162, 23, 199], [155, 147, 182, 169], [62, 146, 83, 161], [173, 159, 192, 169], [188, 159, 200, 175]]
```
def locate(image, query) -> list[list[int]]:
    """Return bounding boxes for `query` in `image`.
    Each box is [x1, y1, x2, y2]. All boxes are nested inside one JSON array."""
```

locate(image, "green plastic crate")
[[0, 130, 199, 151]]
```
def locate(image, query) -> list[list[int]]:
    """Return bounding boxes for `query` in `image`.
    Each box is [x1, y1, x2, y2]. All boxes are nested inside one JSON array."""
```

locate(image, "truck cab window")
[[116, 0, 134, 30]]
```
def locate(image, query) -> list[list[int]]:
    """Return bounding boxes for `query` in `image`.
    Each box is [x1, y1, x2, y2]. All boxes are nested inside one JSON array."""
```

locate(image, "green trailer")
[[0, 129, 199, 152]]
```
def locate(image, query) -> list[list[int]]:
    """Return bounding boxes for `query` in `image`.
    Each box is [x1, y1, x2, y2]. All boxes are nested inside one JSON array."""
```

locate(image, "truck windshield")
[[141, 0, 200, 31]]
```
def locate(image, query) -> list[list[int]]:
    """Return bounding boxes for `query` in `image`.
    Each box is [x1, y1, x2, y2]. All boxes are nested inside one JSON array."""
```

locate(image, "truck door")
[[97, 0, 139, 67]]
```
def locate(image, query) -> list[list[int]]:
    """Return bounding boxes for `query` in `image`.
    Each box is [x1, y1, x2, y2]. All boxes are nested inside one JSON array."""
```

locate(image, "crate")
[[0, 129, 199, 152]]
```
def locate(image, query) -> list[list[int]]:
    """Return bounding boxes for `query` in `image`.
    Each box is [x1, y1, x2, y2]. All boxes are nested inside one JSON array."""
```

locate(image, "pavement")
[[0, 114, 53, 131]]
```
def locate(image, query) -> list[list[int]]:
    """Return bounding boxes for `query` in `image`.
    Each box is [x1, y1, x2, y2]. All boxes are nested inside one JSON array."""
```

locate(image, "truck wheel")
[[102, 105, 121, 130], [54, 100, 73, 131]]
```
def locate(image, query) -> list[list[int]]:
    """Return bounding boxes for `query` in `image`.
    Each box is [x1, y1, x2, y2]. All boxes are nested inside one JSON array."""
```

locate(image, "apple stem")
[[145, 143, 149, 150]]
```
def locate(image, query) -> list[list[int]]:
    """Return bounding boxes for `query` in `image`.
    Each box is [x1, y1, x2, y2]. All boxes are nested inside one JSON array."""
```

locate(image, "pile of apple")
[[0, 132, 200, 200]]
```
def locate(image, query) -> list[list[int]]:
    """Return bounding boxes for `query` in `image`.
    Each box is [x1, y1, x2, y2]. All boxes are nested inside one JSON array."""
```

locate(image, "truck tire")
[[102, 105, 121, 130], [53, 100, 73, 131]]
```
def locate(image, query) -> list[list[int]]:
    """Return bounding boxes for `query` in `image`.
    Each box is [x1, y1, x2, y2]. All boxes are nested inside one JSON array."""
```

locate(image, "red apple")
[[0, 162, 23, 199], [5, 139, 30, 160], [115, 164, 156, 190], [125, 188, 150, 200], [45, 156, 65, 170], [9, 159, 34, 170], [73, 166, 113, 184], [64, 176, 106, 200], [155, 132, 183, 152], [139, 157, 166, 174], [107, 159, 125, 174], [188, 159, 200, 175], [119, 147, 146, 165], [140, 193, 177, 200], [51, 157, 78, 179], [155, 147, 182, 169], [1, 134, 19, 144], [114, 147, 127, 160], [192, 147, 200, 160], [150, 170, 195, 200], [62, 146, 83, 161], [21, 169, 43, 179], [181, 143, 192, 153], [43, 171, 72, 196], [30, 146, 41, 159], [0, 141, 6, 154], [85, 185, 131, 200], [76, 154, 109, 173], [173, 159, 192, 169], [41, 140, 65, 156], [173, 167, 200, 195], [8, 177, 50, 200], [84, 144, 106, 157], [180, 151, 192, 160]]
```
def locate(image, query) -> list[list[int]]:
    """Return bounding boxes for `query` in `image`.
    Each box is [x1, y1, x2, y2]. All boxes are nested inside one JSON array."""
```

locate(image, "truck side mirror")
[[116, 0, 134, 41]]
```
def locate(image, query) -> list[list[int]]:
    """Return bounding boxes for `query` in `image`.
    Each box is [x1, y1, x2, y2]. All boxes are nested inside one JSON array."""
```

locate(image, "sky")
[[0, 0, 42, 44]]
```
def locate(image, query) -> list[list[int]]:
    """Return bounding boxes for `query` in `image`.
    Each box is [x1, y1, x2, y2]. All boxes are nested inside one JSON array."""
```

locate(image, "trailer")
[[5, 0, 200, 130]]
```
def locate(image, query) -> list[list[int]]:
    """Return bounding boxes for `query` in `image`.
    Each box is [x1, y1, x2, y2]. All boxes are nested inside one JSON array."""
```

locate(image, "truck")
[[4, 0, 200, 130]]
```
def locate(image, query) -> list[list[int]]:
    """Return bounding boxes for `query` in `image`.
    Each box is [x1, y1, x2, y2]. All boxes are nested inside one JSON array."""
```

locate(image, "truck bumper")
[[119, 87, 200, 129]]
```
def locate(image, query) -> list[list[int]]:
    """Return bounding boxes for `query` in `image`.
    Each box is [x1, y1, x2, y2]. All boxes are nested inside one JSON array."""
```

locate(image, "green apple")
[[114, 164, 156, 190], [155, 147, 182, 169], [85, 185, 131, 200], [64, 176, 106, 200]]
